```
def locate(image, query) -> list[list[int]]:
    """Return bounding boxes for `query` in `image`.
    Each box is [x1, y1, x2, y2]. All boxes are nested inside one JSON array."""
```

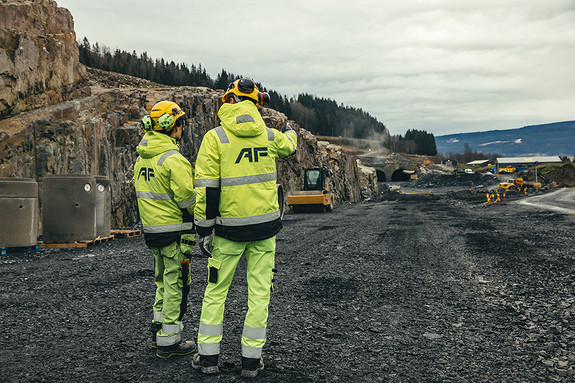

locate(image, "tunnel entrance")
[[391, 169, 412, 181], [376, 169, 387, 182]]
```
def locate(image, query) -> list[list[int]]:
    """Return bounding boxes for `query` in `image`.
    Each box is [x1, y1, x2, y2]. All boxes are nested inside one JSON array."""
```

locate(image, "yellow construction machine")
[[499, 178, 541, 191], [287, 168, 333, 213], [498, 166, 516, 174]]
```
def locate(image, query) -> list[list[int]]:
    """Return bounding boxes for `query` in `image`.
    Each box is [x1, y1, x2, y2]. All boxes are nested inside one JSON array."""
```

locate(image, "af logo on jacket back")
[[235, 147, 268, 163], [138, 167, 155, 181]]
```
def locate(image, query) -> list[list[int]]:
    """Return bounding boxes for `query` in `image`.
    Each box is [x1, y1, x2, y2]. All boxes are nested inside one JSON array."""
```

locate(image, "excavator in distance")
[[287, 168, 333, 213]]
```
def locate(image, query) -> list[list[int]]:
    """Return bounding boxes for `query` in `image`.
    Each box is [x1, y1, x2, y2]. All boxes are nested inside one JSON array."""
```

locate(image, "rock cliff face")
[[0, 73, 379, 228], [0, 1, 379, 229], [0, 0, 85, 118]]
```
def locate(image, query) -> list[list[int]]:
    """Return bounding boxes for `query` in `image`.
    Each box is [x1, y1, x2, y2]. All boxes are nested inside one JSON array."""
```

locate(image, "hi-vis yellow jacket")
[[133, 131, 195, 247], [194, 100, 297, 241]]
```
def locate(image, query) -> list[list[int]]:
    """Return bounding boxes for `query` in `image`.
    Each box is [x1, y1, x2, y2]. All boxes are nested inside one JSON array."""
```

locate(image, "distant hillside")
[[435, 121, 575, 157]]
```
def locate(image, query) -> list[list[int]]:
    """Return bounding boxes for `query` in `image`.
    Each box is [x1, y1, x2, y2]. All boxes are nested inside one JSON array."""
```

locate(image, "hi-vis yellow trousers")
[[197, 235, 276, 359], [151, 240, 192, 346]]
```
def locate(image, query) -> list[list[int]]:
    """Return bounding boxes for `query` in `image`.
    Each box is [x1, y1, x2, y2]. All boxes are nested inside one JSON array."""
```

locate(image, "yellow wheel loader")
[[287, 168, 333, 213]]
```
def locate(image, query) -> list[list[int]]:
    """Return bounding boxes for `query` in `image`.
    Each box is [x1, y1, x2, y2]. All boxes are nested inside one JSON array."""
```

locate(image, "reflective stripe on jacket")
[[194, 100, 297, 241], [133, 131, 196, 247]]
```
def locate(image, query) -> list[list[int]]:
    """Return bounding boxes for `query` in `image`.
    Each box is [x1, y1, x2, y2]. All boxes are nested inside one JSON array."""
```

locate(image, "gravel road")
[[1, 190, 574, 382]]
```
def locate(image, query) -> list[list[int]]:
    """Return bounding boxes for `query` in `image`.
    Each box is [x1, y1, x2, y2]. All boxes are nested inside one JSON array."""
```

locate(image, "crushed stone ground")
[[1, 190, 574, 382]]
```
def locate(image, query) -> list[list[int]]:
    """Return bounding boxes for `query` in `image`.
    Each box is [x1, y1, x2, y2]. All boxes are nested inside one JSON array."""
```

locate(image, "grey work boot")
[[192, 353, 220, 374], [155, 340, 195, 358], [241, 356, 264, 378]]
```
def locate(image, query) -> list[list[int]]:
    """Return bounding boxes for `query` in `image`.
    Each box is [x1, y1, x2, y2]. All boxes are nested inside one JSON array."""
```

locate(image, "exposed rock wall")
[[0, 0, 85, 118], [0, 80, 379, 228], [0, 0, 379, 229]]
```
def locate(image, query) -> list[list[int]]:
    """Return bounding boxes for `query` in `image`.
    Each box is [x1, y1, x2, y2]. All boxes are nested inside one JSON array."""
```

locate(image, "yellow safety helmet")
[[221, 78, 270, 106], [141, 101, 185, 132]]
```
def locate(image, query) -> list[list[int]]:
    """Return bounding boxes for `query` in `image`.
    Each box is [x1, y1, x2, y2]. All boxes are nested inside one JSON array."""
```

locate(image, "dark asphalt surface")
[[1, 190, 574, 382]]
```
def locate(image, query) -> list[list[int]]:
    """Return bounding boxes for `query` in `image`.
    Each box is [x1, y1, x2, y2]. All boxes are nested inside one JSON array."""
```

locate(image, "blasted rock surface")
[[0, 0, 85, 117], [0, 74, 380, 228]]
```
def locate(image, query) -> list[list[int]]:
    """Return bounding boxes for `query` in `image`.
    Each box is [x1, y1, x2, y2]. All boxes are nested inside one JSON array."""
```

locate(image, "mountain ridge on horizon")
[[435, 120, 575, 157]]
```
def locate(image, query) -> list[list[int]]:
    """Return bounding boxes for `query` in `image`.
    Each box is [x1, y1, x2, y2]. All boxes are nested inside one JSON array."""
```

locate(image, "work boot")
[[240, 356, 264, 378], [155, 340, 195, 358], [192, 353, 220, 374], [149, 322, 161, 349]]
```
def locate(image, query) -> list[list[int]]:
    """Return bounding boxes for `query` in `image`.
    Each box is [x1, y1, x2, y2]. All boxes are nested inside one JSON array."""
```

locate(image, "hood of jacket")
[[136, 131, 180, 159], [218, 100, 266, 138]]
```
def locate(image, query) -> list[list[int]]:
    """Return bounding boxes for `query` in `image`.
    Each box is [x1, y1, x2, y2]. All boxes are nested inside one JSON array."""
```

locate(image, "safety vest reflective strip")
[[195, 178, 220, 188], [216, 210, 280, 226], [242, 325, 266, 340], [199, 323, 223, 337], [266, 127, 274, 141], [213, 126, 275, 145], [145, 222, 194, 233], [136, 191, 194, 208], [139, 139, 148, 147], [242, 344, 262, 358], [196, 172, 276, 188], [194, 217, 216, 227], [136, 191, 174, 201], [177, 195, 196, 209], [214, 126, 229, 143], [236, 114, 255, 124], [284, 128, 297, 152], [157, 149, 179, 166], [221, 172, 276, 187]]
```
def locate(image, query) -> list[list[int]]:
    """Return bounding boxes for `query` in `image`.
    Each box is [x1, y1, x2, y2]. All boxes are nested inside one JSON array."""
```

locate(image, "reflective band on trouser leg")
[[241, 237, 276, 358], [197, 323, 224, 355], [197, 236, 245, 355], [157, 323, 182, 347], [155, 241, 186, 346], [241, 326, 267, 358], [153, 311, 162, 322]]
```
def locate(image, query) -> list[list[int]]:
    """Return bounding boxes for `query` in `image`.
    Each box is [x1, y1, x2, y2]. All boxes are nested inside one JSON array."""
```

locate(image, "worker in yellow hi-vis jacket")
[[192, 79, 297, 378], [133, 100, 196, 358]]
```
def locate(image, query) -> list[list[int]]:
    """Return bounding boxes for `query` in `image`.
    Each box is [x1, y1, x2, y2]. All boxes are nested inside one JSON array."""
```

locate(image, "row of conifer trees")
[[78, 38, 437, 156]]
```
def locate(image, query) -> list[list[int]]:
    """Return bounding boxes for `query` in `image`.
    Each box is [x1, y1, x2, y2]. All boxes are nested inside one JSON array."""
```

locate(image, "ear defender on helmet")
[[221, 78, 271, 106], [157, 113, 175, 130], [141, 115, 155, 131], [259, 92, 270, 106], [149, 101, 185, 133]]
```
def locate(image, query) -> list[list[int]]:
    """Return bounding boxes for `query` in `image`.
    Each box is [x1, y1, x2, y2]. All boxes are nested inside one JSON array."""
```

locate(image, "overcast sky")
[[56, 0, 575, 136]]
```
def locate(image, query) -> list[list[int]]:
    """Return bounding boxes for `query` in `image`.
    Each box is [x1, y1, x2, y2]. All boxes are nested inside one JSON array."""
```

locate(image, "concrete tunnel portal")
[[391, 169, 412, 182], [376, 169, 387, 182]]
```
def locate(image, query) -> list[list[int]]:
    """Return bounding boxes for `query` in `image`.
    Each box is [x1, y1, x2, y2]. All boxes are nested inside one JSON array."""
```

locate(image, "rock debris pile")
[[409, 172, 501, 189]]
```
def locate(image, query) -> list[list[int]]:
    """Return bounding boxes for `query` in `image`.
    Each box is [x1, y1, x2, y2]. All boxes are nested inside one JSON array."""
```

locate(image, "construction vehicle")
[[499, 178, 541, 191], [287, 168, 333, 213], [498, 166, 516, 174]]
